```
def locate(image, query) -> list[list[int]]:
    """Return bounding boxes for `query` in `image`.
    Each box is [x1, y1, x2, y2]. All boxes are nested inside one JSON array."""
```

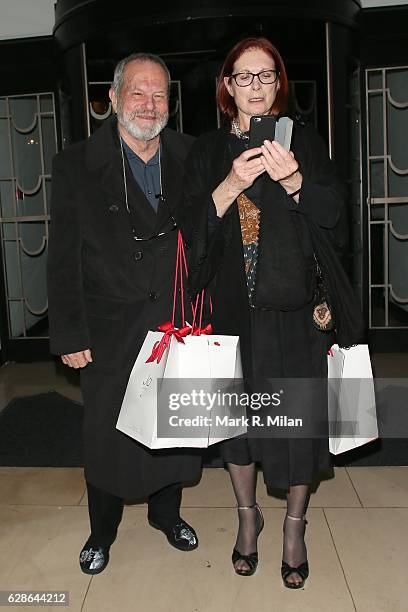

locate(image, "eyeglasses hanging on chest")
[[119, 136, 177, 241]]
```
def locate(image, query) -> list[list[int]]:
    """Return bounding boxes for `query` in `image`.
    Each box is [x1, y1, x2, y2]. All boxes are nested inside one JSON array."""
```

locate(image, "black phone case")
[[249, 116, 277, 149]]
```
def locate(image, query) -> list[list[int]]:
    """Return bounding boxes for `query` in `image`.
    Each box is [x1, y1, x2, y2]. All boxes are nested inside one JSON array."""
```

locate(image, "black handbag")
[[312, 254, 334, 331]]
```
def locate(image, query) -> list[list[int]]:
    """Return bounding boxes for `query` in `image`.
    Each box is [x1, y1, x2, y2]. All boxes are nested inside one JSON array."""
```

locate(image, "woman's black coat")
[[47, 116, 202, 499], [182, 122, 364, 379]]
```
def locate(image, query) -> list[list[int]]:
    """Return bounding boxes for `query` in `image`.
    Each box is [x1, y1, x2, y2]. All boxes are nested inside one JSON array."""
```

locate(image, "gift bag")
[[115, 328, 173, 447], [116, 233, 247, 449], [328, 344, 378, 455]]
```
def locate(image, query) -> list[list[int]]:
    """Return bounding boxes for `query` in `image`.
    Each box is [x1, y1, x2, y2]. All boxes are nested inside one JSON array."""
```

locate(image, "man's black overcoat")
[[47, 116, 202, 499]]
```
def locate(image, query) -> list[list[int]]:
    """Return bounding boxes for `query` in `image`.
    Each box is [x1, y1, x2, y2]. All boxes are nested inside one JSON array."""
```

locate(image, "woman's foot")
[[281, 513, 309, 588], [232, 503, 264, 576]]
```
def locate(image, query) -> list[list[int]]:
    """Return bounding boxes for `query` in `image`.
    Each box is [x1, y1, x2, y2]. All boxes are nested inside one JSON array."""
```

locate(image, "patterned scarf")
[[237, 193, 260, 300]]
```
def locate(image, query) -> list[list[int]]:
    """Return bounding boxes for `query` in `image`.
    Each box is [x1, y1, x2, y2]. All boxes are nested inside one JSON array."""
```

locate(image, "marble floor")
[[0, 359, 407, 612]]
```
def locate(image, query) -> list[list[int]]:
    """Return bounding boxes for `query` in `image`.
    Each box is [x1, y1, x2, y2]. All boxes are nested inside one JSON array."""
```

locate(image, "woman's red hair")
[[216, 37, 289, 120]]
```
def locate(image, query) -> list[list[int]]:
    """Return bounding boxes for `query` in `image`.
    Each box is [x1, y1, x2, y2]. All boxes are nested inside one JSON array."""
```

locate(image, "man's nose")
[[143, 96, 155, 110]]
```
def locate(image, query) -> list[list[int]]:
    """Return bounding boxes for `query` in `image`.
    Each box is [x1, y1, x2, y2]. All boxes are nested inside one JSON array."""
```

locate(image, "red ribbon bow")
[[146, 322, 192, 364], [192, 323, 213, 336]]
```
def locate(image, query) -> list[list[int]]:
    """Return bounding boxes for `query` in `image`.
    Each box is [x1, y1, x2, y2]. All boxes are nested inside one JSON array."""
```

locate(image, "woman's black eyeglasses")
[[229, 70, 280, 87]]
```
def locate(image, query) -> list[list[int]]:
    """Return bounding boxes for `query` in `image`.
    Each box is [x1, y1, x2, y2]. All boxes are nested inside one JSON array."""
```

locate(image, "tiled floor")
[[1, 466, 408, 612], [0, 359, 407, 611]]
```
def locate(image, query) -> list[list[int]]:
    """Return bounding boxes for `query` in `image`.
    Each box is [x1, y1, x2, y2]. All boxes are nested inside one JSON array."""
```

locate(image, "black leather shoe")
[[148, 518, 198, 551], [79, 543, 110, 575]]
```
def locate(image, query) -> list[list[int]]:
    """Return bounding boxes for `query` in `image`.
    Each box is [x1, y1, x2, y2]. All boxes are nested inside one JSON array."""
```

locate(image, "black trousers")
[[86, 481, 182, 547]]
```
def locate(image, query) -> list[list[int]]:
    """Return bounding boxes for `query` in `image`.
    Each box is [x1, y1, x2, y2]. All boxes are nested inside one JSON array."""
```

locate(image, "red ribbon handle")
[[146, 321, 191, 364], [191, 289, 213, 335], [171, 231, 195, 328], [146, 230, 216, 364]]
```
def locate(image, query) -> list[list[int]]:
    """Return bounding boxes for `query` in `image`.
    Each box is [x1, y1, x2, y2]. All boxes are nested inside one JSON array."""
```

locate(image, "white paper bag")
[[116, 331, 246, 449], [328, 344, 378, 455]]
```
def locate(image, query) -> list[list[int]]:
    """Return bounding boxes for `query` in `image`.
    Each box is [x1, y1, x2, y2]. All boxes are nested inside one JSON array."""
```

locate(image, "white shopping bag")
[[328, 344, 378, 455], [115, 330, 169, 447], [116, 330, 246, 449]]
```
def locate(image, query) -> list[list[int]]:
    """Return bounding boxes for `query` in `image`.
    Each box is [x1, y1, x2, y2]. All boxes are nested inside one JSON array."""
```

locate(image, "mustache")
[[128, 110, 163, 120]]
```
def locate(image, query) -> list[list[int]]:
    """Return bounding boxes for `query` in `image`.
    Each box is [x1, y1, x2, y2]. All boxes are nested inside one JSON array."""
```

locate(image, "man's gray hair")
[[112, 53, 171, 96]]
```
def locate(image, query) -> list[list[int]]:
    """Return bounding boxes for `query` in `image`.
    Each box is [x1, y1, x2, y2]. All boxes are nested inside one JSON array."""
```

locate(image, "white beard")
[[117, 106, 169, 141]]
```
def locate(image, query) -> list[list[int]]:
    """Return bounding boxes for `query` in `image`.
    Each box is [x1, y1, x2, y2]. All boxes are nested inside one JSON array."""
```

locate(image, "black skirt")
[[220, 301, 333, 491]]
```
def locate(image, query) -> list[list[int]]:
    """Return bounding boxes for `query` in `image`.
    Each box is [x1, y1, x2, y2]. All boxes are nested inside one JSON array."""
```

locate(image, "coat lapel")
[[155, 129, 184, 233], [86, 116, 157, 238]]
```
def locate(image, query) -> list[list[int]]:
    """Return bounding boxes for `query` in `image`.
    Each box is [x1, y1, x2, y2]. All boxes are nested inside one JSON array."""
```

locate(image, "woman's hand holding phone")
[[227, 148, 265, 192], [260, 139, 302, 192], [212, 148, 265, 217], [248, 115, 302, 197]]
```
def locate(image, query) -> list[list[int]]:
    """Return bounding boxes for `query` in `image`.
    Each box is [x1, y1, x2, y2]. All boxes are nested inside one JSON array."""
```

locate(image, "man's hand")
[[61, 349, 93, 369]]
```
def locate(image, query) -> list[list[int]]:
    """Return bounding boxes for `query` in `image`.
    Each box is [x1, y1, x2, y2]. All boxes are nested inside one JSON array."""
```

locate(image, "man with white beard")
[[47, 54, 201, 575]]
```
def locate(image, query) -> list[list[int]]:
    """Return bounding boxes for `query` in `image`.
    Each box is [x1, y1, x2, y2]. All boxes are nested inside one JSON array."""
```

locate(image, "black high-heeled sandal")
[[281, 513, 309, 589], [231, 503, 264, 577]]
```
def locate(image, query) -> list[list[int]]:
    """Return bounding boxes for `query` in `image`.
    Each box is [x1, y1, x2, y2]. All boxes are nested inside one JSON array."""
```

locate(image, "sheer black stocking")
[[227, 462, 258, 573], [282, 484, 310, 586]]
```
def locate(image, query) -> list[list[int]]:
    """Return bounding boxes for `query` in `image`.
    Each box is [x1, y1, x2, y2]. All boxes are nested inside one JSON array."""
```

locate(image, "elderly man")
[[47, 53, 201, 575]]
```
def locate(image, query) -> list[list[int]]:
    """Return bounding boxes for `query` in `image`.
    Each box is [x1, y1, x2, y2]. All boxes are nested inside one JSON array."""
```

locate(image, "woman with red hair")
[[183, 37, 361, 588]]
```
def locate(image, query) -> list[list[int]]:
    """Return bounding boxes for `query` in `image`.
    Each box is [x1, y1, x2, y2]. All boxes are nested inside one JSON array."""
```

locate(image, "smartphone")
[[275, 117, 293, 151], [249, 115, 294, 151], [249, 115, 276, 150]]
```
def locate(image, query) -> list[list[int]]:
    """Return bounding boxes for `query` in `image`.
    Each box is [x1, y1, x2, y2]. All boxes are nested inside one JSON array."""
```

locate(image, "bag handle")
[[147, 232, 193, 365], [171, 231, 195, 328], [171, 230, 212, 334], [191, 289, 213, 335]]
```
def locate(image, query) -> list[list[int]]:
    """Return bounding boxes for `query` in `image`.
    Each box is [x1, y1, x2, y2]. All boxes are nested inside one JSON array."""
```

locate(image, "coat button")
[[149, 291, 158, 301], [108, 204, 119, 212], [133, 251, 143, 261]]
